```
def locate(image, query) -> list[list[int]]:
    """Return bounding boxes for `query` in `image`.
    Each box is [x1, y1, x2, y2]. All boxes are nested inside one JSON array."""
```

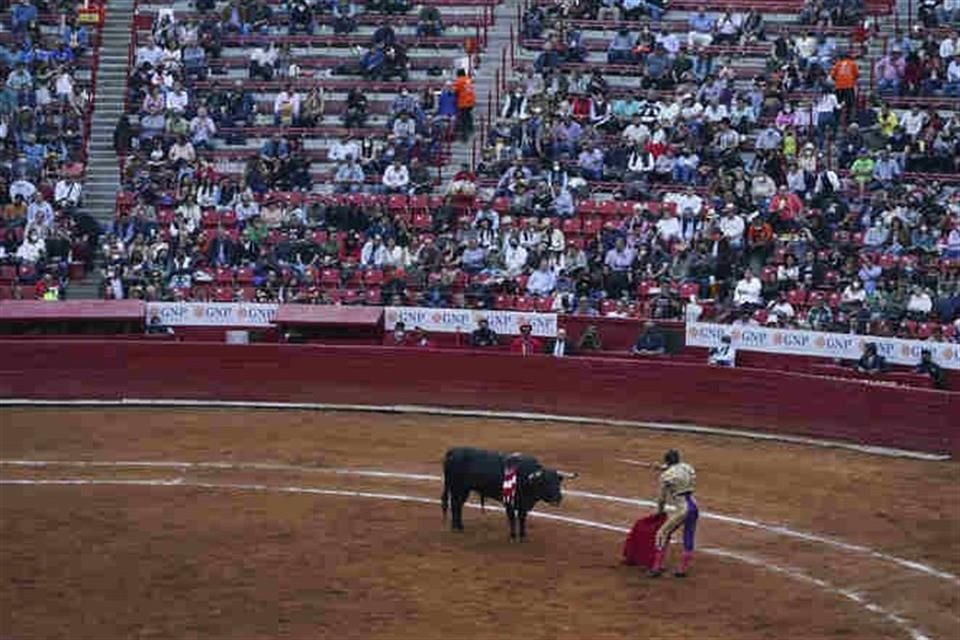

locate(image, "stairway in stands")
[[70, 0, 136, 299], [448, 1, 516, 175]]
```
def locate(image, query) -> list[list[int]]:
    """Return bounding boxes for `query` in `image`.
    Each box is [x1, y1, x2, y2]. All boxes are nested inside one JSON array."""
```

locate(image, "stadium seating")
[[0, 0, 103, 299], [94, 0, 960, 351]]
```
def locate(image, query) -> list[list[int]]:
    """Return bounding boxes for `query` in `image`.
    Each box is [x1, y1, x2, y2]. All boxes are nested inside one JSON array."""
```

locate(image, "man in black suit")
[[207, 228, 237, 267], [546, 328, 574, 357]]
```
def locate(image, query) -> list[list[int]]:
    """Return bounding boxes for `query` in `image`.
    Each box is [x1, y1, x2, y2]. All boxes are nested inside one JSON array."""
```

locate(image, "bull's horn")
[[557, 471, 579, 480], [527, 470, 543, 480]]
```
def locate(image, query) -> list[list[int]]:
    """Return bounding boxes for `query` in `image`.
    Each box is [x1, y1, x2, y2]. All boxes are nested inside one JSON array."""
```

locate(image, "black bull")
[[441, 447, 576, 539]]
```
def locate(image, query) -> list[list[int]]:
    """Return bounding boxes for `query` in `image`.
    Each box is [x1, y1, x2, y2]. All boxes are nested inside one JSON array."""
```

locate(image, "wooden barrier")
[[0, 341, 956, 455]]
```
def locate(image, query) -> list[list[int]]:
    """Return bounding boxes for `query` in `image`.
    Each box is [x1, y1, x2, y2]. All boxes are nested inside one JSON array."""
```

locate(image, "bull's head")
[[527, 469, 578, 505]]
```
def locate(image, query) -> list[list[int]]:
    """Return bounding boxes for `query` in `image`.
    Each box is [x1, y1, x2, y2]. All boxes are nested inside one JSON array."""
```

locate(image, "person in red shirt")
[[830, 52, 859, 119], [509, 323, 543, 356], [452, 69, 476, 141], [768, 185, 804, 231]]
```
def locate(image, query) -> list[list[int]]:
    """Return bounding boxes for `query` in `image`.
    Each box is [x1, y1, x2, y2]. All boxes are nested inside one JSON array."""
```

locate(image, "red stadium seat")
[[494, 294, 515, 310], [534, 296, 554, 312], [514, 296, 535, 312], [581, 217, 603, 236], [320, 268, 341, 288], [562, 218, 582, 235], [214, 268, 234, 284], [236, 267, 255, 283], [786, 288, 808, 308], [363, 269, 384, 287], [678, 282, 699, 299]]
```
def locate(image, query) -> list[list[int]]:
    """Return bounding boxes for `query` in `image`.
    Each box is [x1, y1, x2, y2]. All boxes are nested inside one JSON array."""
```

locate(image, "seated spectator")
[[577, 324, 603, 351], [470, 318, 498, 347], [382, 160, 410, 194], [733, 268, 763, 310], [417, 5, 443, 37], [708, 335, 736, 367], [632, 321, 667, 355], [915, 349, 946, 390], [547, 328, 573, 357], [855, 342, 886, 375], [334, 157, 365, 193], [526, 258, 557, 296], [510, 323, 542, 356], [687, 6, 716, 48], [608, 27, 637, 64]]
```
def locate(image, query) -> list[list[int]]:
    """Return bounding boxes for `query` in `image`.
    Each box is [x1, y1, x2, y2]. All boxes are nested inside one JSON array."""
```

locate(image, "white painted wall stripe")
[[2, 459, 954, 587], [0, 477, 931, 640], [0, 397, 949, 460]]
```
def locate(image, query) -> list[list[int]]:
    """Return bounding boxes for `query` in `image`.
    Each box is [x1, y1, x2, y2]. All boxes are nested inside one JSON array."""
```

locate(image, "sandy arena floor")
[[1, 408, 957, 640]]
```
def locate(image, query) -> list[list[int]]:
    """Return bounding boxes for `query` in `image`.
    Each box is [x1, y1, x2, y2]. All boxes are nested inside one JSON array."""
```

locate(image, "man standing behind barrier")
[[650, 449, 699, 578]]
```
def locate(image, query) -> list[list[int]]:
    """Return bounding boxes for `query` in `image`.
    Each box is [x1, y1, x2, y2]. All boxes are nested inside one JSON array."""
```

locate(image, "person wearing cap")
[[510, 323, 543, 356]]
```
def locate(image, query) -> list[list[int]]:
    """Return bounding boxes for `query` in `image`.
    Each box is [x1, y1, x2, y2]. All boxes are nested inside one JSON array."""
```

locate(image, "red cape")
[[622, 513, 668, 569]]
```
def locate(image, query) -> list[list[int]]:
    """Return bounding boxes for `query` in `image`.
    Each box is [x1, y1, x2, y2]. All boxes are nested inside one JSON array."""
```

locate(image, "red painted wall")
[[0, 341, 956, 455]]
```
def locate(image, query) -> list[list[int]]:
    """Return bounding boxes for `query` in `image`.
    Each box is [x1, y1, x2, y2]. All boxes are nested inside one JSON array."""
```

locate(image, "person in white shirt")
[[767, 293, 796, 324], [382, 161, 410, 193], [665, 188, 703, 217], [899, 106, 927, 139], [273, 85, 302, 125], [136, 42, 164, 68], [329, 136, 360, 163], [708, 335, 736, 367], [503, 237, 528, 277], [234, 192, 260, 222], [54, 69, 74, 99], [907, 286, 933, 317], [718, 206, 745, 248], [526, 259, 557, 296], [360, 235, 387, 268], [189, 107, 216, 148], [621, 116, 650, 145], [684, 295, 703, 322], [16, 228, 45, 263], [841, 279, 867, 307], [733, 268, 763, 308], [54, 177, 82, 209], [380, 236, 409, 269], [10, 178, 37, 202], [164, 81, 190, 113], [656, 209, 682, 243]]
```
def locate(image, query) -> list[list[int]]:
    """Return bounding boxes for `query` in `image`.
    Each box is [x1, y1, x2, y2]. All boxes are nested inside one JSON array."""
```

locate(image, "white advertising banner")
[[384, 306, 559, 337], [146, 302, 279, 327], [686, 322, 960, 370]]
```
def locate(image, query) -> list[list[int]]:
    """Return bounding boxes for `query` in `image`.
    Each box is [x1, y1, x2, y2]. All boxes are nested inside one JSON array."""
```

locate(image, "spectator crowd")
[[0, 0, 100, 300]]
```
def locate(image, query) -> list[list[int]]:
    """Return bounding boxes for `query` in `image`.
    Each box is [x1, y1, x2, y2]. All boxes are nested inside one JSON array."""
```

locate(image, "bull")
[[441, 447, 577, 540]]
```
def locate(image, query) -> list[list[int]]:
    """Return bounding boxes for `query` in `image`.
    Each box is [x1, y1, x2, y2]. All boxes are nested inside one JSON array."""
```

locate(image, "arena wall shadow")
[[0, 340, 956, 456]]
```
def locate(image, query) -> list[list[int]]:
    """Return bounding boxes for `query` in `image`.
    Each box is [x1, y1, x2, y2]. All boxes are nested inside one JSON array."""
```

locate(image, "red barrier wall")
[[0, 341, 956, 456]]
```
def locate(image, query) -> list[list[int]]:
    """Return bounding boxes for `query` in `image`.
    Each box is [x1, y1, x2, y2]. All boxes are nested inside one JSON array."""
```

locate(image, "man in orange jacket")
[[452, 68, 476, 141], [830, 52, 859, 120]]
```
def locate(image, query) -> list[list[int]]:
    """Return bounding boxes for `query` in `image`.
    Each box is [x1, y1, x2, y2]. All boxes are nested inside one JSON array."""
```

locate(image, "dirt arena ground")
[[1, 408, 957, 640]]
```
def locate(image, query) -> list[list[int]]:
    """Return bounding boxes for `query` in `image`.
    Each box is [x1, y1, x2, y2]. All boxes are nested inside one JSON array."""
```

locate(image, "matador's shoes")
[[647, 568, 665, 578]]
